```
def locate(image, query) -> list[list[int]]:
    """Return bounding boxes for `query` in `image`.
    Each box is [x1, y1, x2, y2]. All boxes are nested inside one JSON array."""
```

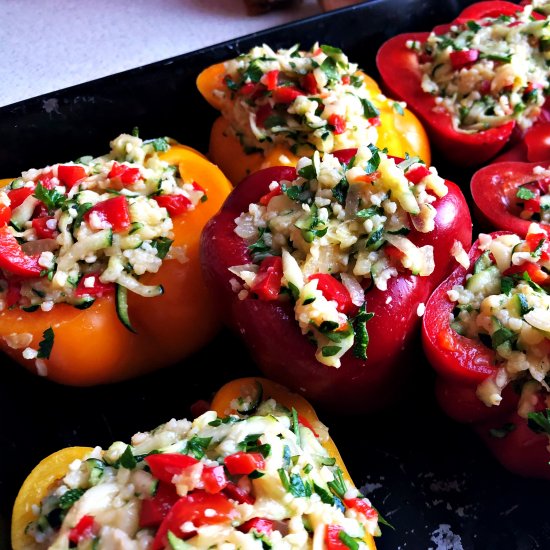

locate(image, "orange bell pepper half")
[[0, 143, 232, 385], [197, 58, 430, 185], [12, 377, 377, 550]]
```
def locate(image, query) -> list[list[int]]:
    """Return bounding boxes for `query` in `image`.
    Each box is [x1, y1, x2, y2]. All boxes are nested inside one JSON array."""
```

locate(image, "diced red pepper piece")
[[250, 256, 283, 301], [344, 497, 379, 520], [328, 114, 346, 135], [272, 86, 304, 104], [224, 452, 265, 475], [368, 116, 381, 127], [259, 185, 282, 206], [525, 231, 547, 252], [263, 70, 280, 91], [108, 162, 142, 185], [68, 515, 96, 544], [202, 465, 228, 494], [239, 82, 266, 99], [503, 262, 549, 285], [223, 481, 255, 504], [31, 217, 57, 239], [74, 273, 115, 298], [33, 203, 50, 219], [298, 414, 319, 437], [152, 491, 236, 550], [35, 171, 56, 190], [144, 453, 199, 484], [192, 182, 206, 194], [479, 79, 491, 94], [341, 75, 351, 85], [0, 204, 11, 227], [154, 194, 192, 217], [308, 273, 354, 315], [524, 198, 541, 214], [57, 165, 87, 189], [8, 187, 34, 210], [5, 279, 21, 308], [84, 196, 130, 232], [239, 517, 274, 535], [325, 525, 348, 550], [0, 227, 42, 277], [354, 171, 380, 184], [139, 481, 180, 528], [449, 49, 479, 70], [406, 165, 431, 184], [301, 72, 319, 94], [256, 104, 274, 129]]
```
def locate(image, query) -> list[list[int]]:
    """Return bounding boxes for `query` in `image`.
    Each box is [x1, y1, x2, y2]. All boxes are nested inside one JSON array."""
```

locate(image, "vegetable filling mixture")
[[231, 146, 447, 367], [216, 43, 390, 156], [27, 385, 380, 549], [514, 165, 550, 223], [408, 6, 550, 132], [0, 134, 205, 328], [448, 225, 550, 426]]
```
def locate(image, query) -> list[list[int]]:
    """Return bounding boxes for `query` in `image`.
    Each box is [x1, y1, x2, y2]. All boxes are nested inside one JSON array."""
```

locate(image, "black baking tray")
[[0, 1, 546, 548]]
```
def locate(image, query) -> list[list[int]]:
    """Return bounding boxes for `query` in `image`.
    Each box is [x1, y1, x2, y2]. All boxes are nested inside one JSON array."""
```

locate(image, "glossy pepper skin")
[[376, 1, 533, 167], [196, 62, 431, 184], [471, 160, 550, 236], [11, 377, 376, 550], [422, 234, 550, 479], [201, 149, 472, 412], [0, 145, 232, 385], [491, 116, 550, 163]]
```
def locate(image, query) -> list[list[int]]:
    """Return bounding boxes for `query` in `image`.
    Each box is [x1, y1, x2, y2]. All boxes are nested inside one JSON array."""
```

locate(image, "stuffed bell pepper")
[[423, 225, 550, 479], [376, 1, 550, 166], [471, 159, 550, 236], [201, 145, 471, 411], [0, 133, 232, 385], [197, 43, 430, 184], [12, 377, 380, 549], [522, 0, 550, 16]]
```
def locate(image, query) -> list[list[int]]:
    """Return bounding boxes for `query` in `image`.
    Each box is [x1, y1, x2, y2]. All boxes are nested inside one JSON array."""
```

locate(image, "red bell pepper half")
[[470, 160, 550, 237], [376, 1, 531, 166], [154, 194, 192, 216], [422, 233, 550, 479], [201, 150, 471, 412], [224, 452, 265, 475]]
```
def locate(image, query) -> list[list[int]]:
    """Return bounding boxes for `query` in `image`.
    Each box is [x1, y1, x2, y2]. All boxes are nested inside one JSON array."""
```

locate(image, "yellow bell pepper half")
[[12, 378, 377, 549], [197, 61, 430, 185]]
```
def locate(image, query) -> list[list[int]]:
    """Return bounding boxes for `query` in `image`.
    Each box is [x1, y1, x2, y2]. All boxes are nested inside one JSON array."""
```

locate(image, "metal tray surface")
[[0, 1, 546, 548]]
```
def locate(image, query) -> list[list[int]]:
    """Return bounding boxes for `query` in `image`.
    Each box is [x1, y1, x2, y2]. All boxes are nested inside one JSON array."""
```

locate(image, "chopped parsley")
[[528, 408, 550, 435], [185, 436, 212, 459], [37, 327, 55, 359], [34, 182, 67, 212]]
